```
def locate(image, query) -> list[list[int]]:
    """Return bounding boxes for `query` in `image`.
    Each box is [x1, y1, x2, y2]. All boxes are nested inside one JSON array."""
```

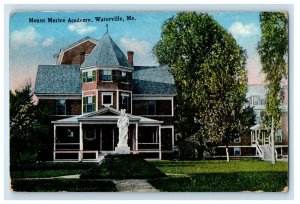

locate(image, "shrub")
[[10, 162, 97, 171], [11, 178, 116, 192], [80, 154, 166, 179]]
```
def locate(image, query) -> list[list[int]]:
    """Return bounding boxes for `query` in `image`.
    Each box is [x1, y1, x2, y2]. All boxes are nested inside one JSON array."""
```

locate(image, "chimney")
[[127, 51, 134, 67]]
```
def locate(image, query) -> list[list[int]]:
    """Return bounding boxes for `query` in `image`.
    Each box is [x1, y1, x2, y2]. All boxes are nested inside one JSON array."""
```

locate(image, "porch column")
[[135, 123, 138, 151], [79, 122, 83, 161], [159, 125, 162, 160], [53, 125, 56, 160]]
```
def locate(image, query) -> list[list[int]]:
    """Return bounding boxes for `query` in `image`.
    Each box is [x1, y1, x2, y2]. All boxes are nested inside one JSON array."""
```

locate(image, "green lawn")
[[148, 160, 288, 192], [11, 178, 117, 192]]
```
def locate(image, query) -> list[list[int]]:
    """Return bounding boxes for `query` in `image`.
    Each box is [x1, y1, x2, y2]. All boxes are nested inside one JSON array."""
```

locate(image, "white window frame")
[[102, 92, 113, 106], [86, 71, 93, 82], [234, 147, 241, 156], [234, 137, 241, 143], [102, 70, 112, 82], [84, 128, 96, 140]]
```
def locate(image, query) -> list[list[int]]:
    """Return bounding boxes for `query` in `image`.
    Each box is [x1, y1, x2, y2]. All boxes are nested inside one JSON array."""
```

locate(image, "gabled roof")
[[35, 65, 81, 95], [59, 36, 99, 52], [132, 66, 175, 95], [81, 33, 129, 68], [52, 107, 163, 124]]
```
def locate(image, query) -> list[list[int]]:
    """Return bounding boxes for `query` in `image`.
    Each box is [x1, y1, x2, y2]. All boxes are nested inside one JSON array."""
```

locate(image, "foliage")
[[10, 82, 52, 163], [149, 172, 287, 192], [10, 82, 37, 163], [11, 179, 117, 192], [257, 12, 288, 129], [153, 12, 249, 157], [80, 154, 166, 179]]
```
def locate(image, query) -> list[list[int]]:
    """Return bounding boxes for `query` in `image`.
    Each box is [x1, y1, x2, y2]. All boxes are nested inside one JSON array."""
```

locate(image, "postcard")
[[9, 10, 288, 194]]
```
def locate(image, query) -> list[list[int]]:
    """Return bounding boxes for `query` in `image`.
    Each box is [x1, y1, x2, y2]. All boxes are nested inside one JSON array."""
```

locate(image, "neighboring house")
[[35, 33, 175, 161], [216, 84, 288, 161]]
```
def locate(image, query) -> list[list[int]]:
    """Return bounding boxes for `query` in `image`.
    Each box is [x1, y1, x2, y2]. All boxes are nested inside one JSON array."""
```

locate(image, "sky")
[[9, 11, 266, 90]]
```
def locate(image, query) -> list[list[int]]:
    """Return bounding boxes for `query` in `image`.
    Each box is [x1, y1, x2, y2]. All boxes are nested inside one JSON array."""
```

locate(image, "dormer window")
[[102, 70, 112, 81]]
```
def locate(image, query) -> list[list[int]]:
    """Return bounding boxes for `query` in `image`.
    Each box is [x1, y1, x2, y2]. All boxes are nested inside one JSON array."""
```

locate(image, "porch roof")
[[52, 107, 163, 125]]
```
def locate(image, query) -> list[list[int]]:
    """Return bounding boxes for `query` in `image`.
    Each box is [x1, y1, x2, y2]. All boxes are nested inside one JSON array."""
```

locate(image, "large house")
[[35, 33, 175, 161], [35, 32, 288, 162], [215, 84, 288, 161]]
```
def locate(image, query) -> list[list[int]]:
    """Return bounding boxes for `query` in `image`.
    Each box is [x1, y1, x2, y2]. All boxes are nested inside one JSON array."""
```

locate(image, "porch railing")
[[255, 140, 264, 159], [138, 143, 159, 150], [54, 150, 98, 161]]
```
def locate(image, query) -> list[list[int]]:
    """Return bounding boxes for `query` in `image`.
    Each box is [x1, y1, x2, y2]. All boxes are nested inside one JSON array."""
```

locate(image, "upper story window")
[[55, 99, 72, 115], [83, 95, 96, 113], [82, 70, 96, 82], [249, 96, 266, 106], [133, 99, 172, 116], [102, 92, 113, 106], [234, 137, 241, 143], [121, 71, 132, 83], [121, 93, 130, 112], [102, 70, 112, 82]]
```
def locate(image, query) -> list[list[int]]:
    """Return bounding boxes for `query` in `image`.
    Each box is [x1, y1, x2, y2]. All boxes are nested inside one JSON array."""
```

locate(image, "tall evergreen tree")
[[154, 12, 250, 161]]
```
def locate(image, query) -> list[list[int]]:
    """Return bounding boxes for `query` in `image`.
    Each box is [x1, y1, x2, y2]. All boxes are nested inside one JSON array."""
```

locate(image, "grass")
[[150, 160, 288, 174], [148, 160, 288, 192], [10, 162, 97, 178], [11, 178, 117, 192], [81, 154, 166, 179]]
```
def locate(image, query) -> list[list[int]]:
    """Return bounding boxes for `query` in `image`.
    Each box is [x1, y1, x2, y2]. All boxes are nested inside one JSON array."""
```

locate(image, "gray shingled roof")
[[35, 65, 81, 94], [81, 33, 129, 68], [133, 66, 175, 94]]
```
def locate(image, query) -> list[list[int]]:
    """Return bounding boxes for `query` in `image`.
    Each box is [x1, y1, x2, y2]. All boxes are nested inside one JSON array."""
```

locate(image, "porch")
[[52, 107, 165, 161]]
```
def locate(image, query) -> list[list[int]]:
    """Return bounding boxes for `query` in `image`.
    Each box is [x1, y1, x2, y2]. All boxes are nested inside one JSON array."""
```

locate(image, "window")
[[121, 93, 130, 111], [102, 70, 112, 81], [275, 130, 282, 142], [121, 71, 131, 83], [234, 147, 241, 156], [83, 96, 96, 113], [145, 100, 156, 115], [102, 93, 113, 106], [56, 100, 66, 115], [67, 129, 74, 138], [84, 128, 96, 140], [82, 70, 96, 82], [234, 137, 241, 143]]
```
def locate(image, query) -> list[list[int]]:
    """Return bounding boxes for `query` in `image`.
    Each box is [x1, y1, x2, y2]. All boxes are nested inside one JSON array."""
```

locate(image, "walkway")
[[55, 175, 159, 192], [113, 179, 159, 192]]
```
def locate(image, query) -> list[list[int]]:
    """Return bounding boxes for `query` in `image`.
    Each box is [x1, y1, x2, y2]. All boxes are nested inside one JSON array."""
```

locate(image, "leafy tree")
[[154, 12, 249, 161], [257, 12, 288, 163], [10, 82, 37, 163], [10, 82, 52, 163]]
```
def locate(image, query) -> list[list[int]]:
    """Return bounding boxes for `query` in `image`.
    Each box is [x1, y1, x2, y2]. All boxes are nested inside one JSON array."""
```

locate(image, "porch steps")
[[261, 145, 273, 161]]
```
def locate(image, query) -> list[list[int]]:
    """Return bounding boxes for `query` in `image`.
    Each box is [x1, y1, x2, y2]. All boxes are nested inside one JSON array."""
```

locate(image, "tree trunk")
[[226, 144, 230, 162], [271, 116, 276, 164]]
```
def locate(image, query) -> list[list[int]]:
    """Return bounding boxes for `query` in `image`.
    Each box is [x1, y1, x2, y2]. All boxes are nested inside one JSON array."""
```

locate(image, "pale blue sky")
[[9, 11, 264, 90]]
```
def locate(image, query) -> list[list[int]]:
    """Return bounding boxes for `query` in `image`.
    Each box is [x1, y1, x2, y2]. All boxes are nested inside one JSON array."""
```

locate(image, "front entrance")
[[101, 125, 118, 151]]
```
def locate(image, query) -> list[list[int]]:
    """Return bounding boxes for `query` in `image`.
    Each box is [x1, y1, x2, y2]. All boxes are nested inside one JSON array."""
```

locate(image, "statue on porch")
[[115, 109, 130, 154]]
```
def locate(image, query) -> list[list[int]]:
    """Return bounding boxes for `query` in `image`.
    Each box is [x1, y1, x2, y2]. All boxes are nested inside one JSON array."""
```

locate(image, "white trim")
[[101, 92, 114, 106], [136, 123, 138, 151], [116, 89, 119, 110], [159, 125, 162, 160], [36, 95, 81, 100], [79, 123, 83, 161], [133, 96, 174, 100], [171, 97, 174, 116], [81, 66, 133, 71], [161, 125, 175, 151]]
